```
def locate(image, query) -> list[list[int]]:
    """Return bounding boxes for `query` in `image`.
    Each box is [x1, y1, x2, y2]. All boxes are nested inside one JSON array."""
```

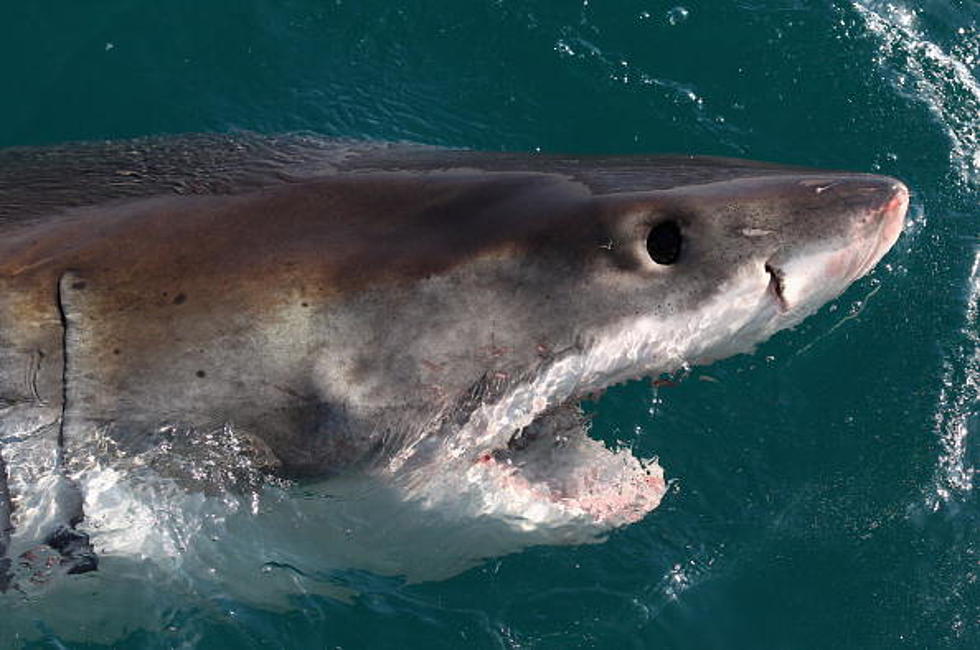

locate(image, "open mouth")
[[464, 406, 666, 529]]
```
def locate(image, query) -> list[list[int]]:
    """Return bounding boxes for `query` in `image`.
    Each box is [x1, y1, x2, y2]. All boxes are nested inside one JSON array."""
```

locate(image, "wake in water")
[[851, 0, 979, 505], [930, 249, 980, 505], [852, 1, 980, 188]]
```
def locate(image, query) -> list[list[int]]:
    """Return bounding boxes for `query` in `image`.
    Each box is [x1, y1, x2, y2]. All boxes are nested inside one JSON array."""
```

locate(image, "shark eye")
[[646, 220, 682, 265]]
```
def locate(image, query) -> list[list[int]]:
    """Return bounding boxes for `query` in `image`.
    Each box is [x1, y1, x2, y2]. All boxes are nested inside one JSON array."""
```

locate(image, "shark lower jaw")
[[474, 410, 667, 529], [394, 405, 667, 533]]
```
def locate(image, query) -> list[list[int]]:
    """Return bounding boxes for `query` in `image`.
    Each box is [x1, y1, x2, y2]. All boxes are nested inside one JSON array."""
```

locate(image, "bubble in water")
[[666, 6, 689, 26]]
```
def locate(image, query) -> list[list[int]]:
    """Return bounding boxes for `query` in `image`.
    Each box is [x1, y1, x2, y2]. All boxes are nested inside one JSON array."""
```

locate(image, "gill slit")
[[56, 274, 70, 465], [55, 273, 88, 532], [0, 443, 11, 590]]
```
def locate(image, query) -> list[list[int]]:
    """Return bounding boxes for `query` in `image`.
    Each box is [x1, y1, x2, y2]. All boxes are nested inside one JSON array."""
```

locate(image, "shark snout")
[[765, 176, 908, 314], [874, 180, 909, 257], [838, 177, 908, 282]]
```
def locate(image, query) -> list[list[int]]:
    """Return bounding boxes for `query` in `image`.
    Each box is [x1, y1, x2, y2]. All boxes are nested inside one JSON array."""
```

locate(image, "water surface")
[[1, 1, 977, 648]]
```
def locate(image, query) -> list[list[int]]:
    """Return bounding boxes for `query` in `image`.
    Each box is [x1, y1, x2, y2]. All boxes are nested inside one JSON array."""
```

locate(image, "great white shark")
[[0, 134, 908, 588]]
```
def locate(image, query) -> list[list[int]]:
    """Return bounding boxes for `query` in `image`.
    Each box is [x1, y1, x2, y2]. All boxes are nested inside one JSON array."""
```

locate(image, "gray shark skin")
[[0, 134, 908, 586]]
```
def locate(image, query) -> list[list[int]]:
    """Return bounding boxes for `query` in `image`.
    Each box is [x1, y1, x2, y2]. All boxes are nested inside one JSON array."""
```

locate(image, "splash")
[[851, 1, 980, 189]]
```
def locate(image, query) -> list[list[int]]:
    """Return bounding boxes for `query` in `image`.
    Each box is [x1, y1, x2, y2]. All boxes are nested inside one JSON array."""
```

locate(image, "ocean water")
[[0, 1, 977, 648]]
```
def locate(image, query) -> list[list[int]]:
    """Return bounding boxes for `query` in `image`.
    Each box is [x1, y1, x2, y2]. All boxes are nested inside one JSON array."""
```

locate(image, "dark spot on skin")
[[71, 281, 86, 290], [301, 302, 309, 308], [113, 348, 121, 355], [196, 370, 206, 378], [173, 293, 187, 305]]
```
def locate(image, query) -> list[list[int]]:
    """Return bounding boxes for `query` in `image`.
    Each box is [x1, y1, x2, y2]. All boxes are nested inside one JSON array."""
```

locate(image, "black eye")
[[646, 220, 682, 265]]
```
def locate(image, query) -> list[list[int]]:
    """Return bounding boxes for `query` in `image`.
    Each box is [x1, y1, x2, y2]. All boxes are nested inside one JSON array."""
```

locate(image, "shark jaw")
[[388, 272, 771, 536]]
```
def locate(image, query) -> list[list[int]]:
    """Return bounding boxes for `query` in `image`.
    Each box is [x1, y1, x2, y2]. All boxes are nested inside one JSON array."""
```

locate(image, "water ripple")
[[852, 0, 980, 190]]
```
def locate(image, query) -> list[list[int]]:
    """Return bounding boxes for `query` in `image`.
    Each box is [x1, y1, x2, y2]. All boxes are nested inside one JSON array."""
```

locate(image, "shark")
[[0, 134, 908, 587]]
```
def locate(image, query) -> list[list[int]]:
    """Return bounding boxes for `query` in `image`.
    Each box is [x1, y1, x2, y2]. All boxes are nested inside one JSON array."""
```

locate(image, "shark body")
[[0, 135, 908, 585]]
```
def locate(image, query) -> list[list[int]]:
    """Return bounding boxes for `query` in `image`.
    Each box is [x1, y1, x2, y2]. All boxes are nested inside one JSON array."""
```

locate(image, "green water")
[[1, 1, 977, 648]]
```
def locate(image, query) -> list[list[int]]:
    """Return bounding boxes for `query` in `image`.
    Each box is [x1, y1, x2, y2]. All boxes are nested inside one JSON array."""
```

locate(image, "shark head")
[[590, 171, 910, 367], [369, 164, 908, 536]]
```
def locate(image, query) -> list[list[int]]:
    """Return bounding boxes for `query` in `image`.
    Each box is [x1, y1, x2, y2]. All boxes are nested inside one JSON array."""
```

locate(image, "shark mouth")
[[397, 364, 670, 534], [394, 283, 770, 533]]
